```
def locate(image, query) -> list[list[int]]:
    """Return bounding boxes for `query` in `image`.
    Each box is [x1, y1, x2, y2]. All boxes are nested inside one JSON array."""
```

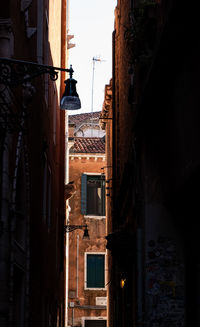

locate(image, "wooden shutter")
[[95, 254, 105, 287], [87, 254, 96, 288], [87, 254, 105, 288], [81, 174, 87, 215]]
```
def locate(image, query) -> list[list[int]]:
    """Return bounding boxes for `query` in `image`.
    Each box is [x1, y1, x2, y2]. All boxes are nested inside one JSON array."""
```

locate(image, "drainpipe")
[[72, 307, 74, 327], [65, 227, 69, 326], [76, 234, 79, 298]]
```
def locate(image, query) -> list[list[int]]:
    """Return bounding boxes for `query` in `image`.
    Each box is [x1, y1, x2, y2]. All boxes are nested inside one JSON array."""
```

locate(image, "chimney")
[[68, 123, 75, 137]]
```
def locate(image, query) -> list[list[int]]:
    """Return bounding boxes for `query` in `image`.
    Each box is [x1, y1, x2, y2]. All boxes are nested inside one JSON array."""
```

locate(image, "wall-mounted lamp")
[[0, 58, 81, 111], [120, 278, 126, 289], [60, 65, 81, 110], [64, 224, 89, 239]]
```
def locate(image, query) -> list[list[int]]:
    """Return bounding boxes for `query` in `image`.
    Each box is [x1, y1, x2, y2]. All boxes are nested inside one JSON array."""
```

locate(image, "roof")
[[68, 111, 101, 125], [70, 137, 105, 154]]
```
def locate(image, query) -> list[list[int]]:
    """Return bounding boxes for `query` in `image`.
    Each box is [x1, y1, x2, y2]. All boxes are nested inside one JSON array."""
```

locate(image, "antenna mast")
[[91, 57, 102, 114], [91, 57, 105, 137]]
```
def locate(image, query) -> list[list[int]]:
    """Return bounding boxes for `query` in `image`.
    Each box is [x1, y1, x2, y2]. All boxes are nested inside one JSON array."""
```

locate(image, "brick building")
[[67, 112, 107, 327], [0, 1, 69, 326], [101, 1, 200, 327]]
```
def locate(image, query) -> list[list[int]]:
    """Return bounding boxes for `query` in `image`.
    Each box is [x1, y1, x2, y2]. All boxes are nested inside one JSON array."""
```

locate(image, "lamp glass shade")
[[60, 95, 81, 110], [60, 77, 81, 110]]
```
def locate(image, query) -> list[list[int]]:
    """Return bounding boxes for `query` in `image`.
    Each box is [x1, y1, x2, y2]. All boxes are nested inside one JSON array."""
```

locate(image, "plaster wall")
[[68, 156, 107, 326]]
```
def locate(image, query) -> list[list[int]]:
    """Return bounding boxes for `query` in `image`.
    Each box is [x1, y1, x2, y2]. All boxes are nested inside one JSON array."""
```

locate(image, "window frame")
[[84, 252, 106, 290], [81, 173, 105, 218]]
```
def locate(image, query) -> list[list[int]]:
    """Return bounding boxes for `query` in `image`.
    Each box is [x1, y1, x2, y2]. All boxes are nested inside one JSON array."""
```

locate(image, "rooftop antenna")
[[91, 56, 105, 136]]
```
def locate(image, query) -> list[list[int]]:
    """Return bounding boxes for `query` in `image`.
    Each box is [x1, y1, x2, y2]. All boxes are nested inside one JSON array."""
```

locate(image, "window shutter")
[[87, 255, 96, 288], [95, 255, 105, 287], [81, 174, 87, 215], [87, 254, 105, 288]]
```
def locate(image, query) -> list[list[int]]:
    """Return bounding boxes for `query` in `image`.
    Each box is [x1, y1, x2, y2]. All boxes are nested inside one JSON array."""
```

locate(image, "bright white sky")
[[68, 0, 117, 115]]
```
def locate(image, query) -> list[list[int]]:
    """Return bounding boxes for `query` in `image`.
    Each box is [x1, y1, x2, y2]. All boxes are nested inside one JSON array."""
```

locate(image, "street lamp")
[[64, 224, 89, 239], [0, 57, 81, 110], [60, 65, 81, 110]]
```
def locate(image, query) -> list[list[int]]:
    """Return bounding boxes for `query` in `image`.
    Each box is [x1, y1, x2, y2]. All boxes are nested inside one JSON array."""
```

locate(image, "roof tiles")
[[70, 137, 105, 154], [68, 111, 101, 125]]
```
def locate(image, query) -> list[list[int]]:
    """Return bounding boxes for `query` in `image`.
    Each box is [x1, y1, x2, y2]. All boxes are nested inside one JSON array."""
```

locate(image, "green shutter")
[[87, 254, 105, 288], [95, 255, 105, 287], [81, 174, 87, 214], [87, 255, 96, 288]]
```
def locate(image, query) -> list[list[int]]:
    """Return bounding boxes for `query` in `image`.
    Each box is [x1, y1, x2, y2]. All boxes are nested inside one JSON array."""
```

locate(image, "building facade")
[[101, 1, 200, 327], [67, 112, 107, 327], [0, 1, 68, 326]]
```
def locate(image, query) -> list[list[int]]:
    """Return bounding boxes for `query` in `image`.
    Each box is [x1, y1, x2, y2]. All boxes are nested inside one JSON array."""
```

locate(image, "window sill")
[[84, 287, 106, 291], [84, 215, 106, 219]]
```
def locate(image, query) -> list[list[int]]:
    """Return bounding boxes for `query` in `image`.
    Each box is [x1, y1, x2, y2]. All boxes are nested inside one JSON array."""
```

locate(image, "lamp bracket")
[[64, 224, 87, 233], [0, 57, 73, 86]]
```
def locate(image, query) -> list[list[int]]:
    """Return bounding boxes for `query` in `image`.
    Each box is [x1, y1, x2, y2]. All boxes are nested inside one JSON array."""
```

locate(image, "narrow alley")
[[0, 1, 200, 327]]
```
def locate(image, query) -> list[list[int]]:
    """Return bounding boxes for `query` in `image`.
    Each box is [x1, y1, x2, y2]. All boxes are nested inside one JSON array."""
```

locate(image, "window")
[[85, 253, 105, 289], [81, 174, 105, 216]]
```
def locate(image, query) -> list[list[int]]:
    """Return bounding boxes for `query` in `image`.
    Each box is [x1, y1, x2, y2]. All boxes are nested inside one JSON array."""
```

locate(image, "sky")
[[68, 0, 117, 115]]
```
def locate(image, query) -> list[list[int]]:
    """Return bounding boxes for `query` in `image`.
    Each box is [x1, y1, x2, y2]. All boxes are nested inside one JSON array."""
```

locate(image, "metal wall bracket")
[[0, 57, 73, 86]]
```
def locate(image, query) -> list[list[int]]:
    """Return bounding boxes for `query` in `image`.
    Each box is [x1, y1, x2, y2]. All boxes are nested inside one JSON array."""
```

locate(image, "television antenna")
[[91, 56, 105, 137], [91, 56, 106, 114]]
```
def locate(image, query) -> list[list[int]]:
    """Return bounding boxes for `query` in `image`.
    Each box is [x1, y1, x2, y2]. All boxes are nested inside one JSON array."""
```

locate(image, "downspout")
[[76, 234, 79, 298], [65, 230, 69, 327]]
